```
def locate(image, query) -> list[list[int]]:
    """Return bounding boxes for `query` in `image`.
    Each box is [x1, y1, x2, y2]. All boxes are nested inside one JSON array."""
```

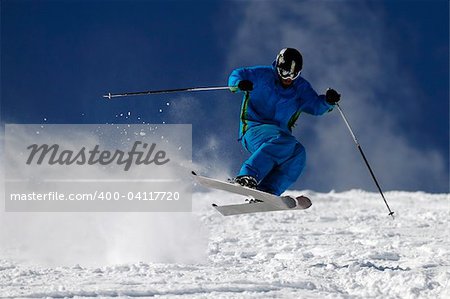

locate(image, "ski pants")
[[238, 124, 306, 196]]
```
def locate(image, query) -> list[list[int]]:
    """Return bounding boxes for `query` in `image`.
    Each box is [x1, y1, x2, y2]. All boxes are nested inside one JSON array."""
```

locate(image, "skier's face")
[[281, 77, 293, 86]]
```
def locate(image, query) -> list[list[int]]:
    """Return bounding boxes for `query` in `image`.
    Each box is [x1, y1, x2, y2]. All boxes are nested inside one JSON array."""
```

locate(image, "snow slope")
[[0, 190, 449, 298]]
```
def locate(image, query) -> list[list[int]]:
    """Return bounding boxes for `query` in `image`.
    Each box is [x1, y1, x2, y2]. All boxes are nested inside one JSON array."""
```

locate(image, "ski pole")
[[336, 103, 395, 219], [103, 86, 230, 99]]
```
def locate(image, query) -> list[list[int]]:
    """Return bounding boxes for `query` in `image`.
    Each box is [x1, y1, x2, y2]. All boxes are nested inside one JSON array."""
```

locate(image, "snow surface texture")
[[0, 190, 449, 298]]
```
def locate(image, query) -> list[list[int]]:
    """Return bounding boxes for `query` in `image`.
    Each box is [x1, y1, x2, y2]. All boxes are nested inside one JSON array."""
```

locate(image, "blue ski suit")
[[228, 64, 333, 195]]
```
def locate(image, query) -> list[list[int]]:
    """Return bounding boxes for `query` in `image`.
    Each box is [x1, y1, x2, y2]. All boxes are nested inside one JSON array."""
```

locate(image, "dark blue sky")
[[1, 0, 448, 193]]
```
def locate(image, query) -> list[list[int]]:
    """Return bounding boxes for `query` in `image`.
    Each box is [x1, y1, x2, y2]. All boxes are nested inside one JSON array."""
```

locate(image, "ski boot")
[[233, 175, 258, 189], [232, 175, 262, 204]]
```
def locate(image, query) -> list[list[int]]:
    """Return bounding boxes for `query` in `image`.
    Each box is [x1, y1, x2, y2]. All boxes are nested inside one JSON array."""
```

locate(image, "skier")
[[228, 48, 341, 196]]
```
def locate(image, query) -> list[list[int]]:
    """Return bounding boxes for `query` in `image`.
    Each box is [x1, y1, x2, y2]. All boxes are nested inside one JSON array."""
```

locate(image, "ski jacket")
[[228, 64, 333, 139]]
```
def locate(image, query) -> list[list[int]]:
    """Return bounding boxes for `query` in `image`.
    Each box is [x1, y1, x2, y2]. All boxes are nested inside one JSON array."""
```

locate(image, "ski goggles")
[[277, 67, 300, 80]]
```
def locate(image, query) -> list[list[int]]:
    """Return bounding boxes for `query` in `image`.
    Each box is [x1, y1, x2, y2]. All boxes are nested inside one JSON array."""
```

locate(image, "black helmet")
[[276, 48, 303, 80]]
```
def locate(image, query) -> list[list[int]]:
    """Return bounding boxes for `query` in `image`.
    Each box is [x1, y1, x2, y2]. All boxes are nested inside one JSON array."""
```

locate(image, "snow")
[[0, 190, 449, 298]]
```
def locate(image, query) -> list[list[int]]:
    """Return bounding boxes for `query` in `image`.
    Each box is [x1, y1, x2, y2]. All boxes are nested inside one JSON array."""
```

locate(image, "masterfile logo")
[[4, 124, 192, 212], [25, 141, 170, 171]]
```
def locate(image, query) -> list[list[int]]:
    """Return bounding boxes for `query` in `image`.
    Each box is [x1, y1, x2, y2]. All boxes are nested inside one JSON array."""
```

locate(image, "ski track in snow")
[[0, 190, 449, 298]]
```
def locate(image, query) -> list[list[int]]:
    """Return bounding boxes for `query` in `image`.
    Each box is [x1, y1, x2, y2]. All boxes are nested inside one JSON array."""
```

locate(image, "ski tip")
[[191, 171, 197, 176], [212, 203, 218, 207], [295, 196, 312, 209]]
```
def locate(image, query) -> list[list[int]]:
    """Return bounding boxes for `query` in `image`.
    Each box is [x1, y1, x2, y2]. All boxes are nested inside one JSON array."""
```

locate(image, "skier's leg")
[[238, 126, 279, 181], [257, 139, 306, 196], [238, 125, 300, 183]]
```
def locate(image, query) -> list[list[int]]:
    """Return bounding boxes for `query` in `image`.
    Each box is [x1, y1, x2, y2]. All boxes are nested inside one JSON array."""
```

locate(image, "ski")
[[212, 195, 312, 216], [192, 171, 312, 216]]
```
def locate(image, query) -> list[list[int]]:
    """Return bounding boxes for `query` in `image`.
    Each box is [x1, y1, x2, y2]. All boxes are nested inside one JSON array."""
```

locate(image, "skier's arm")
[[300, 81, 334, 115], [228, 68, 253, 92]]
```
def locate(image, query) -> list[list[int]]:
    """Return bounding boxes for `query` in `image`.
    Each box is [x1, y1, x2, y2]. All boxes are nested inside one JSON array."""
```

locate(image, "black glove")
[[238, 80, 253, 91], [326, 88, 341, 104]]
